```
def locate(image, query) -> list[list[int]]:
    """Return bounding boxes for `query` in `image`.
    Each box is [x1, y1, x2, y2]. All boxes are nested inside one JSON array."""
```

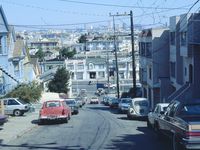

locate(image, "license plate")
[[48, 116, 56, 119]]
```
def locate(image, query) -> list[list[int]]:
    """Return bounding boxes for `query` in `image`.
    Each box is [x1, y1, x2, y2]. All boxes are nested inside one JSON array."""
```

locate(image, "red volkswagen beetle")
[[39, 100, 71, 124]]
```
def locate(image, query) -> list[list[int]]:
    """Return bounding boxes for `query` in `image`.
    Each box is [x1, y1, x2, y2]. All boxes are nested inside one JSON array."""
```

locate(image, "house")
[[28, 40, 59, 51], [0, 7, 19, 95], [166, 13, 200, 102], [139, 27, 170, 108], [0, 6, 37, 96]]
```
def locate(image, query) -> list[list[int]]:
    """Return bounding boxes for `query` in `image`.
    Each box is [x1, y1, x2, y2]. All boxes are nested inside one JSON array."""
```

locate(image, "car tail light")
[[185, 131, 200, 137]]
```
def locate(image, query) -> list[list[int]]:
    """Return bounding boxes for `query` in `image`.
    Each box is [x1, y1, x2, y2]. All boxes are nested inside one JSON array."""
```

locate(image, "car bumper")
[[90, 101, 99, 104], [182, 137, 200, 149], [40, 115, 67, 120], [127, 111, 148, 118]]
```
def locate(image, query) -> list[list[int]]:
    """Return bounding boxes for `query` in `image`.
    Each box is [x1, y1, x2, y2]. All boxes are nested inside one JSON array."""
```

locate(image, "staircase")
[[167, 82, 190, 101], [0, 65, 19, 83]]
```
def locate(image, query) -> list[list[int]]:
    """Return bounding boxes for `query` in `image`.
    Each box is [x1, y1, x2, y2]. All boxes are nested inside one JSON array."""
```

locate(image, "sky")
[[0, 0, 200, 30]]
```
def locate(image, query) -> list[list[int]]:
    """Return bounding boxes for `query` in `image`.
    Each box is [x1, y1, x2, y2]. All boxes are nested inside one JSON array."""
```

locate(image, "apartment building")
[[139, 27, 170, 108], [167, 13, 200, 102]]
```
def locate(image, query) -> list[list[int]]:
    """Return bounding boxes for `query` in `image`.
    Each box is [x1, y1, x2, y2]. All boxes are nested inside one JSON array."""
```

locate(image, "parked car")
[[109, 97, 120, 108], [39, 100, 71, 124], [0, 114, 8, 126], [64, 99, 79, 115], [127, 97, 150, 119], [118, 98, 132, 113], [103, 96, 110, 106], [155, 100, 200, 150], [147, 103, 169, 128], [75, 97, 84, 107], [89, 96, 99, 104], [1, 98, 31, 116]]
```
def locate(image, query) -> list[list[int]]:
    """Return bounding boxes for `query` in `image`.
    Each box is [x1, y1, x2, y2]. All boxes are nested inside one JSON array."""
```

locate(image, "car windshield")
[[65, 100, 75, 104], [121, 99, 132, 104], [17, 99, 28, 104], [179, 104, 200, 116], [46, 101, 61, 107], [134, 100, 148, 107]]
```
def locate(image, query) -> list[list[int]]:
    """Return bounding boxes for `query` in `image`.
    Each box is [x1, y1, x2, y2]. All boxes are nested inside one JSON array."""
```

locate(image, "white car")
[[118, 98, 132, 113], [90, 97, 99, 104], [1, 98, 31, 116], [147, 103, 169, 128], [127, 97, 150, 119]]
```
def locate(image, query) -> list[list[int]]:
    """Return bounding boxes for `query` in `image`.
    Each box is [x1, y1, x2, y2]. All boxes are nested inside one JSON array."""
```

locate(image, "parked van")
[[127, 97, 150, 119], [1, 98, 31, 116]]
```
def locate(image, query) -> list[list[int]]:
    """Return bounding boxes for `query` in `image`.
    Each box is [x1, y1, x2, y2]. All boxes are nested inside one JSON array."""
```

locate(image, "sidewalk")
[[0, 105, 40, 144]]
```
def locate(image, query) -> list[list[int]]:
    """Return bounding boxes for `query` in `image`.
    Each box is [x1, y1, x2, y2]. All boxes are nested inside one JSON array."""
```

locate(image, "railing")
[[0, 65, 19, 83], [167, 82, 190, 101]]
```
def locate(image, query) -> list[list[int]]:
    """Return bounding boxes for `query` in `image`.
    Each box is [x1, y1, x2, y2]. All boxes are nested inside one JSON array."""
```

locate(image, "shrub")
[[4, 81, 42, 103]]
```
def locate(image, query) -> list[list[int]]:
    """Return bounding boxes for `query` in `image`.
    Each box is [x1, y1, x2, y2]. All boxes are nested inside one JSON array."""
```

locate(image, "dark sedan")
[[109, 98, 120, 108], [156, 100, 200, 150], [64, 99, 79, 115]]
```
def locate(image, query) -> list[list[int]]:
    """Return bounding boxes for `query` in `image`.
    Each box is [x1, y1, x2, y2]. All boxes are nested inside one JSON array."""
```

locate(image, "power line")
[[0, 0, 106, 17], [58, 0, 190, 10]]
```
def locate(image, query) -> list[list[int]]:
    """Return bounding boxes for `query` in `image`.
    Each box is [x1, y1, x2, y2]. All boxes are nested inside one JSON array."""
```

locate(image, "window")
[[7, 99, 20, 105], [67, 64, 74, 70], [146, 42, 152, 58], [47, 65, 53, 70], [89, 63, 94, 70], [149, 67, 152, 80], [76, 72, 83, 80], [0, 36, 2, 54], [98, 65, 104, 69], [170, 62, 176, 78], [119, 72, 125, 79], [169, 102, 180, 117], [77, 64, 84, 70], [178, 104, 200, 116], [139, 42, 145, 56], [185, 67, 187, 76], [170, 32, 175, 45], [181, 32, 187, 46], [98, 71, 105, 78], [118, 64, 126, 69], [46, 101, 60, 107]]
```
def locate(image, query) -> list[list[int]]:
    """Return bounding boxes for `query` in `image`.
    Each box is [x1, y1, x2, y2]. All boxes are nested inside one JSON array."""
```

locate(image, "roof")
[[0, 6, 9, 33], [86, 57, 106, 65], [132, 97, 148, 101], [13, 39, 25, 58]]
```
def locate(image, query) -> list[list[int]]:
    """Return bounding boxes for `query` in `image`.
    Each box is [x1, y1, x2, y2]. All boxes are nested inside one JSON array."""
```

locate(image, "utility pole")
[[110, 13, 120, 98], [110, 11, 136, 98], [130, 10, 136, 97], [106, 49, 110, 94]]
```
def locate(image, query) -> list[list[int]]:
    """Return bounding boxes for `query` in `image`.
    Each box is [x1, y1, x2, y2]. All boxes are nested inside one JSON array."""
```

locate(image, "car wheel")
[[147, 119, 151, 128], [13, 109, 22, 116], [65, 116, 68, 123], [39, 119, 44, 125], [154, 123, 163, 140], [172, 134, 185, 150]]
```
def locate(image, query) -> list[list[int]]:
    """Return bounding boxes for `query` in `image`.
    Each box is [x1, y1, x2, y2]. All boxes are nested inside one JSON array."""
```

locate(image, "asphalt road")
[[0, 104, 171, 150]]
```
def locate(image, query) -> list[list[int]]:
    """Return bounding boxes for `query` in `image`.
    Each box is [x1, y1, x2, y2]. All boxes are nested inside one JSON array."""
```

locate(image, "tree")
[[60, 47, 76, 59], [78, 34, 87, 43], [35, 47, 45, 61], [48, 67, 70, 94], [4, 81, 42, 103]]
